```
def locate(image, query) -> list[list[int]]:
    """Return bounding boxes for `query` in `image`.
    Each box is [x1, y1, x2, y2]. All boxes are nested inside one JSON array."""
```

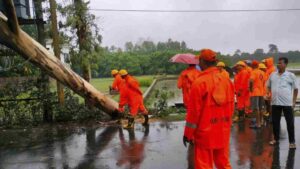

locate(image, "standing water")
[[0, 120, 300, 169]]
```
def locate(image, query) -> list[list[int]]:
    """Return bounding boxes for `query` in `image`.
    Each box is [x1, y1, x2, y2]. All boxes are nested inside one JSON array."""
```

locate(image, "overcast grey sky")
[[89, 0, 300, 54]]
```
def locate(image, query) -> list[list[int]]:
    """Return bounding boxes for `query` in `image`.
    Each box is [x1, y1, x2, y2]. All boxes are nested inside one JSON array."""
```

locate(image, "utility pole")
[[49, 0, 64, 105]]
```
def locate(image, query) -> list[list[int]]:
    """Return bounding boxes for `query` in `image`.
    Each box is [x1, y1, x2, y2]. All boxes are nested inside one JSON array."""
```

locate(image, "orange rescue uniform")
[[234, 68, 251, 111], [112, 74, 125, 91], [177, 66, 200, 107], [119, 75, 147, 116], [220, 69, 230, 79], [184, 67, 235, 169], [250, 69, 265, 97], [246, 66, 253, 75], [265, 57, 276, 81]]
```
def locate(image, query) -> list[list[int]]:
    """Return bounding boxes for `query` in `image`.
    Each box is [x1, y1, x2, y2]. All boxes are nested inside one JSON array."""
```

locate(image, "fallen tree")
[[0, 0, 118, 115]]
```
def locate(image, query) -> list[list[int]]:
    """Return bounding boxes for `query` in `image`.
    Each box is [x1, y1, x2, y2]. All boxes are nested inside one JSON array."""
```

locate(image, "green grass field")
[[90, 75, 155, 94], [62, 75, 155, 102], [288, 62, 300, 68]]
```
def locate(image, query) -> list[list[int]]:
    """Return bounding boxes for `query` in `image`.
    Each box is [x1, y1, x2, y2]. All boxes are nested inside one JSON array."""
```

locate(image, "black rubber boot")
[[142, 115, 149, 126], [124, 117, 135, 129], [238, 110, 245, 121]]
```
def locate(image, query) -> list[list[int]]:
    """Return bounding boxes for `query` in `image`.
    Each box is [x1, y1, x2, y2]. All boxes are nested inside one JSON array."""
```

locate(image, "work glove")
[[183, 136, 192, 147]]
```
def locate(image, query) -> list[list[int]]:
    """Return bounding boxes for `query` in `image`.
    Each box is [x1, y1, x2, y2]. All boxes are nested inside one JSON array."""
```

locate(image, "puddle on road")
[[0, 119, 300, 169]]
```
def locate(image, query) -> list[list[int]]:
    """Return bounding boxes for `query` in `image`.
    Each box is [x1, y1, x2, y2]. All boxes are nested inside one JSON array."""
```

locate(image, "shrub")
[[0, 79, 110, 127]]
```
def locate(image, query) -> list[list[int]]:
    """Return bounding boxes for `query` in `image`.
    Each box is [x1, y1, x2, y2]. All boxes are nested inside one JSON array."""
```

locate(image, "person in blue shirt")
[[267, 57, 299, 149]]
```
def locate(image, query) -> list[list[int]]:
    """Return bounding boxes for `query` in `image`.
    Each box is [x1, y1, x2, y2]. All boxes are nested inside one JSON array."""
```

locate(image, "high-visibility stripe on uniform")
[[186, 122, 197, 129]]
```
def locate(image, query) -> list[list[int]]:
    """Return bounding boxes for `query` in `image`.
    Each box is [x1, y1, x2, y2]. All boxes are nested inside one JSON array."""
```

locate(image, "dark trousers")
[[272, 105, 295, 143]]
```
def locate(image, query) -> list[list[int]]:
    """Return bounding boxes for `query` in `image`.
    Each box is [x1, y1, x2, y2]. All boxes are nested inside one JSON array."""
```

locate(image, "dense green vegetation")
[[92, 39, 231, 78], [2, 40, 300, 78], [0, 79, 109, 127], [1, 0, 300, 126]]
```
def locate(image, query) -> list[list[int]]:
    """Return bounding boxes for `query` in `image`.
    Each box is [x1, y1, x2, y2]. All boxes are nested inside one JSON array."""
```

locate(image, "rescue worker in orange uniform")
[[244, 60, 253, 75], [244, 60, 253, 115], [259, 63, 269, 118], [262, 57, 276, 121], [258, 63, 268, 93], [183, 49, 235, 169], [118, 69, 148, 129], [217, 61, 230, 79], [249, 60, 266, 128], [177, 64, 200, 108], [263, 57, 276, 80], [234, 61, 251, 121], [111, 69, 125, 91]]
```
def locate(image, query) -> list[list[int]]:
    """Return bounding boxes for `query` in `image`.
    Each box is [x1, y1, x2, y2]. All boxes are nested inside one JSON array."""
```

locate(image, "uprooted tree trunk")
[[0, 0, 118, 115]]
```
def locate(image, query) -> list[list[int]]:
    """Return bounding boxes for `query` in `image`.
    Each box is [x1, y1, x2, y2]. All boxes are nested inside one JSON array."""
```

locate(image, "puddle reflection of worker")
[[271, 146, 296, 169], [234, 121, 255, 166], [116, 126, 149, 169], [249, 129, 273, 168]]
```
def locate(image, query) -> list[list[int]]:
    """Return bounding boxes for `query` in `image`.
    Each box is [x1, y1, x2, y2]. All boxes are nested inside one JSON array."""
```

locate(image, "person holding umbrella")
[[177, 64, 200, 108], [170, 53, 200, 108]]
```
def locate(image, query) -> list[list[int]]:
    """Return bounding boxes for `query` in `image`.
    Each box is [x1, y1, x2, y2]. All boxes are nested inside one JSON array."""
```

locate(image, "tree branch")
[[3, 0, 20, 35]]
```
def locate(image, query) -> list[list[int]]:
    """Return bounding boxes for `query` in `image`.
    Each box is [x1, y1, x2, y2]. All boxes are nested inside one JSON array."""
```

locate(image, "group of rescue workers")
[[178, 54, 276, 129], [180, 49, 298, 169], [111, 48, 297, 169], [111, 69, 149, 129]]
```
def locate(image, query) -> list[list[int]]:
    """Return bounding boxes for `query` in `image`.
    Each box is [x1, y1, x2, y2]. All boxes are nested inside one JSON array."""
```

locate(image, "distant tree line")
[[231, 44, 300, 65], [1, 38, 300, 78], [89, 39, 230, 78]]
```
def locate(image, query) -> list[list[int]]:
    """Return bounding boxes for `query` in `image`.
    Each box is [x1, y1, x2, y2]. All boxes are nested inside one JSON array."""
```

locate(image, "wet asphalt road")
[[0, 118, 299, 169]]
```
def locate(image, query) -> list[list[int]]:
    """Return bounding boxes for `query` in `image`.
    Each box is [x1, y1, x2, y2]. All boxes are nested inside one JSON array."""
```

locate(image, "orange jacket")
[[262, 71, 268, 96], [119, 75, 143, 108], [112, 74, 125, 91], [265, 57, 276, 80], [177, 66, 200, 107], [234, 68, 250, 95], [184, 67, 235, 149], [250, 69, 265, 96], [246, 66, 253, 75], [220, 69, 230, 79]]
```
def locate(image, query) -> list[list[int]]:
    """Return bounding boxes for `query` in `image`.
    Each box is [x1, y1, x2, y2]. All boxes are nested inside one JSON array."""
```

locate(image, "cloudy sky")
[[89, 0, 300, 54]]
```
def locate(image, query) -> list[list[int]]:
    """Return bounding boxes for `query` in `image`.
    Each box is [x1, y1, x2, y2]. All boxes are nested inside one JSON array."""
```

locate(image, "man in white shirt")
[[267, 57, 298, 149]]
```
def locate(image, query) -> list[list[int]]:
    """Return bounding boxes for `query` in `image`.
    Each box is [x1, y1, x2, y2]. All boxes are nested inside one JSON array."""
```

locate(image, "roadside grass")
[[288, 62, 300, 68], [56, 75, 156, 103], [160, 113, 186, 121]]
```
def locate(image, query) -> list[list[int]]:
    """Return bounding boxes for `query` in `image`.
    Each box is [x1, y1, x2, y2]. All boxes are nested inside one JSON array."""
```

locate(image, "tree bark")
[[0, 0, 118, 115], [49, 0, 65, 106]]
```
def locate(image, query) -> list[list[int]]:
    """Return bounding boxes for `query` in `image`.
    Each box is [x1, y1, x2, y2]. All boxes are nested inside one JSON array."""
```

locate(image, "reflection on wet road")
[[0, 119, 299, 169]]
